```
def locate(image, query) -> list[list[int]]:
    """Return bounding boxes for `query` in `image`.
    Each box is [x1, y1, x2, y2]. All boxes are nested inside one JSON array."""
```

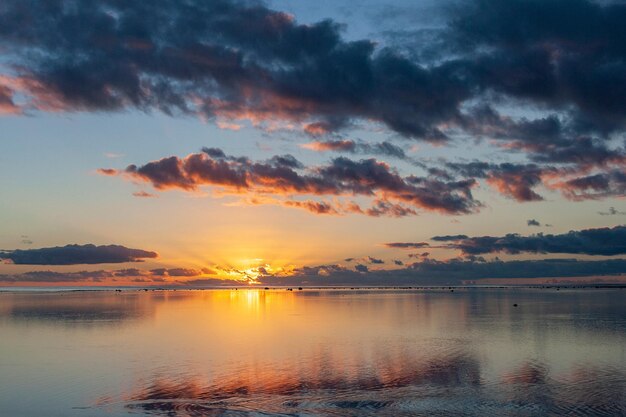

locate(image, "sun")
[[217, 259, 297, 284]]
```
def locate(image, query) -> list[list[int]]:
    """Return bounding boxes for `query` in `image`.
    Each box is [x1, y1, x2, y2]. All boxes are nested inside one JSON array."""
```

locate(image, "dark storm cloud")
[[0, 244, 158, 265], [0, 0, 471, 141], [100, 149, 480, 215], [0, 0, 625, 163], [461, 106, 626, 168], [1, 0, 624, 209], [1, 0, 625, 142], [444, 22, 626, 201], [450, 0, 626, 133], [435, 225, 626, 256], [443, 0, 626, 200]]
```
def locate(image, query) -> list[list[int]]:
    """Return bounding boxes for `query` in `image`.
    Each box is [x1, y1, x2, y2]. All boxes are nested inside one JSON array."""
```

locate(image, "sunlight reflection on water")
[[0, 288, 625, 416]]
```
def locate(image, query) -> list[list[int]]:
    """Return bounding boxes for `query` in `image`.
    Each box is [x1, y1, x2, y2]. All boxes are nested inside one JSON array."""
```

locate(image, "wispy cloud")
[[598, 207, 626, 216], [132, 191, 157, 198]]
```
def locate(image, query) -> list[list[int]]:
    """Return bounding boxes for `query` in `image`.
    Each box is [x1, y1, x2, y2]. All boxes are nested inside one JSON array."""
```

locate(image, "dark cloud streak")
[[0, 267, 216, 284], [0, 244, 158, 265], [433, 225, 626, 256]]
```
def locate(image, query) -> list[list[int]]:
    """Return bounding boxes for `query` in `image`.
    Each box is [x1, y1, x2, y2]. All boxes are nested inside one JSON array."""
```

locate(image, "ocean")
[[1, 288, 625, 416]]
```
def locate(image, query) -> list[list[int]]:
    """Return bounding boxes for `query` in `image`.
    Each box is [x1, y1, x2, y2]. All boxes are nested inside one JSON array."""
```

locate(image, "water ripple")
[[122, 360, 626, 416]]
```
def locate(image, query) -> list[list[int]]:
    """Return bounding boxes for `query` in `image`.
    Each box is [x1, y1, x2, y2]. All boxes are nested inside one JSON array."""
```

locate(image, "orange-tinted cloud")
[[100, 149, 481, 216], [302, 140, 356, 152], [0, 84, 20, 115], [283, 200, 339, 215]]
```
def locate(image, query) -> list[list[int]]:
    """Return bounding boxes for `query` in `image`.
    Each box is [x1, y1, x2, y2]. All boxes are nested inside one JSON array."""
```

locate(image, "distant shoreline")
[[1, 284, 625, 293]]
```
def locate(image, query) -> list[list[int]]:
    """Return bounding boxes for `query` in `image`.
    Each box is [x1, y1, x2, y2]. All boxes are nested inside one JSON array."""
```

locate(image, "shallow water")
[[0, 288, 625, 416]]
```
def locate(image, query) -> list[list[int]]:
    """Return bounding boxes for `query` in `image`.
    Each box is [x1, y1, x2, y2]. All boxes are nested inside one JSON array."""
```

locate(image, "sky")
[[0, 0, 625, 286]]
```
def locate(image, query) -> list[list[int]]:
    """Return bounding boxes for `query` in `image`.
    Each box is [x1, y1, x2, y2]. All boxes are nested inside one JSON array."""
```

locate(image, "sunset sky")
[[1, 0, 625, 286]]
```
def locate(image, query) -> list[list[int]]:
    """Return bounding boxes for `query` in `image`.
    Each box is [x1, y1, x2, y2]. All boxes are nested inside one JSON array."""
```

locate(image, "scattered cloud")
[[100, 148, 480, 216], [440, 161, 626, 203], [367, 256, 385, 264], [599, 207, 626, 216]]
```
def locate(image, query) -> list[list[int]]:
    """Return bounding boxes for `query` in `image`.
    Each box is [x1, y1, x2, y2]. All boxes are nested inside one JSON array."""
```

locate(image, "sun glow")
[[201, 258, 296, 284]]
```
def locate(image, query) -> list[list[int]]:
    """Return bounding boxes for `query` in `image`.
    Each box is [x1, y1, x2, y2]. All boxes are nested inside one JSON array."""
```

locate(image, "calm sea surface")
[[0, 288, 625, 416]]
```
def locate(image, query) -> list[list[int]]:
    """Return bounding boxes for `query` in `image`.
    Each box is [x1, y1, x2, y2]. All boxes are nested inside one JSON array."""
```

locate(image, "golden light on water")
[[2, 289, 626, 415]]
